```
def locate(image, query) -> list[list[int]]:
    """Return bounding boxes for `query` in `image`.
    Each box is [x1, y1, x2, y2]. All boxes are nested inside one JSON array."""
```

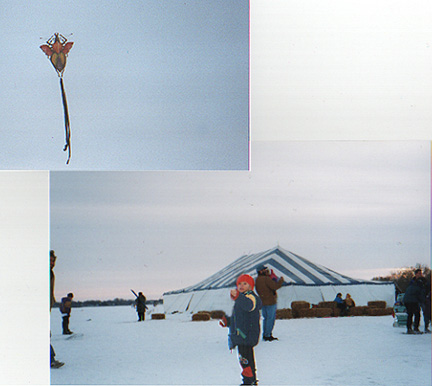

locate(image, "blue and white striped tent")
[[163, 246, 394, 314]]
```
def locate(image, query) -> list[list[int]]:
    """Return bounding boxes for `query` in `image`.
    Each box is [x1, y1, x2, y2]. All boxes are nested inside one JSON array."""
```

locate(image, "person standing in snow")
[[135, 292, 148, 321], [50, 250, 64, 368], [403, 272, 426, 334], [255, 265, 284, 341], [60, 293, 74, 334], [411, 270, 430, 333], [220, 274, 262, 385]]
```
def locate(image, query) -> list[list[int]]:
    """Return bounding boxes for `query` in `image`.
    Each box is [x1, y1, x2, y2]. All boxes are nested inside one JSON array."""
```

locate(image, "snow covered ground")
[[50, 305, 431, 385]]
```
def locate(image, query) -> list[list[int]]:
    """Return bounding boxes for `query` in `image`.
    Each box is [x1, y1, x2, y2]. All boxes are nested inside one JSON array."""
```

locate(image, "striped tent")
[[163, 246, 394, 314]]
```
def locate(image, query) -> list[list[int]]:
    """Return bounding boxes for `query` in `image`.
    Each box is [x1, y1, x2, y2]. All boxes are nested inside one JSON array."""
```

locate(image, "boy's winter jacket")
[[229, 290, 262, 348]]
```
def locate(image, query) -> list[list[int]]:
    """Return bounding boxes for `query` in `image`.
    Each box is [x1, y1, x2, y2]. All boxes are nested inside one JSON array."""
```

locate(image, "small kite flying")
[[40, 33, 74, 164]]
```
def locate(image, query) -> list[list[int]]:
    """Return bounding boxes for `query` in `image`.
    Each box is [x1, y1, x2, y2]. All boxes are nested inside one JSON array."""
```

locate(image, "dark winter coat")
[[255, 274, 284, 306], [60, 296, 72, 315], [425, 288, 431, 318], [229, 290, 262, 348], [135, 295, 147, 313], [403, 280, 425, 304]]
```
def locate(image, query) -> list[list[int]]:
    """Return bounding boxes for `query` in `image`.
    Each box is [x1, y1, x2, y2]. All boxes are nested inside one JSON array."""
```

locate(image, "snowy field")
[[50, 305, 431, 386]]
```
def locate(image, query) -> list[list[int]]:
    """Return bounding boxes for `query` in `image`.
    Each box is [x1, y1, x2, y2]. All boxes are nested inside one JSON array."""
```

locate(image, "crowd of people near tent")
[[50, 249, 430, 385]]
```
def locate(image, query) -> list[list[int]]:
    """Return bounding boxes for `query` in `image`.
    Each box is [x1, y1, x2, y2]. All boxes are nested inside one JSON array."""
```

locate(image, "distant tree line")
[[373, 264, 431, 293], [53, 298, 163, 308]]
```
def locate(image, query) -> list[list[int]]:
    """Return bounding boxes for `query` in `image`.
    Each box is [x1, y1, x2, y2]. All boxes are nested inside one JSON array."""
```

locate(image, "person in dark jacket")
[[415, 276, 431, 333], [403, 275, 426, 334], [334, 293, 348, 316], [220, 274, 262, 385], [135, 292, 148, 321], [255, 265, 284, 341], [60, 293, 74, 334]]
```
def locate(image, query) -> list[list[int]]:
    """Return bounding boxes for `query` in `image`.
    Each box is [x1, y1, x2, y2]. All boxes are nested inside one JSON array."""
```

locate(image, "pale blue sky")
[[0, 0, 249, 170], [2, 2, 432, 383]]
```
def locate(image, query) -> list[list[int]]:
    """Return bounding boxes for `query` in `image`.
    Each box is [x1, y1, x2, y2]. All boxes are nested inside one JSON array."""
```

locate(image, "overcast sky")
[[252, 0, 432, 141], [50, 140, 431, 301], [0, 0, 249, 170]]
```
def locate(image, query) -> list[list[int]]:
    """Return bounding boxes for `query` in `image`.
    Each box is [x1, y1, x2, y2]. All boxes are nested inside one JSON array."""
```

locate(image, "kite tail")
[[60, 77, 71, 164]]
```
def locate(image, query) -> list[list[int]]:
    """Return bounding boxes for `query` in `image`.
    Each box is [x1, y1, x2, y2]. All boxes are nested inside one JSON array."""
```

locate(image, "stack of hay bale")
[[275, 299, 392, 319], [366, 301, 393, 316], [191, 310, 226, 321], [187, 301, 392, 322]]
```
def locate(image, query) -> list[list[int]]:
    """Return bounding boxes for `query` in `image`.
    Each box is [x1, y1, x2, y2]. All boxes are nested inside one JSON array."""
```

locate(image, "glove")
[[219, 315, 228, 328], [270, 269, 278, 281], [230, 289, 239, 300]]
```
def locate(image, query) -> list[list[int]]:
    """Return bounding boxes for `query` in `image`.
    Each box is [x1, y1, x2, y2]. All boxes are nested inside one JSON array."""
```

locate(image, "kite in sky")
[[40, 33, 74, 164]]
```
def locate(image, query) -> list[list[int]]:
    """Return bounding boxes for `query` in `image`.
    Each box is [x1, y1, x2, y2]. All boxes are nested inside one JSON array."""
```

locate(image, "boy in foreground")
[[220, 274, 262, 385]]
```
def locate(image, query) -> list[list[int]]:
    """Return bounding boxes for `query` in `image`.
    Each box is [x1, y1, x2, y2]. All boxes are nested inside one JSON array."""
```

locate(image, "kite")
[[40, 33, 74, 164]]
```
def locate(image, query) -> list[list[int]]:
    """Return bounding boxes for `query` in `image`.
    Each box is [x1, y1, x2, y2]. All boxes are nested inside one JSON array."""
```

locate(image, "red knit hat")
[[236, 274, 255, 290]]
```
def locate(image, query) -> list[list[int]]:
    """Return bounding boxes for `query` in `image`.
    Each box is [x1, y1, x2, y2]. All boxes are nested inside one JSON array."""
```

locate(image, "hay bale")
[[297, 308, 334, 318], [296, 308, 313, 318], [349, 306, 368, 316], [367, 301, 386, 309], [317, 301, 336, 309], [367, 307, 391, 316], [151, 313, 165, 320], [317, 301, 337, 316], [384, 307, 394, 315], [291, 301, 310, 317], [276, 308, 293, 319], [192, 312, 211, 321], [314, 308, 333, 318], [291, 301, 310, 311], [210, 310, 226, 319]]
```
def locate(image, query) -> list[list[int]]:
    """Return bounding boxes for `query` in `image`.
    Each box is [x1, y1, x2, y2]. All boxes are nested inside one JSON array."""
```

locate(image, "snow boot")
[[240, 377, 256, 385], [51, 360, 64, 369], [264, 335, 278, 341], [424, 328, 431, 334]]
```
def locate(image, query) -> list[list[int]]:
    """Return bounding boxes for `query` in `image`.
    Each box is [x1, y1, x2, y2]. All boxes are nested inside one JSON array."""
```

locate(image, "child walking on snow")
[[220, 274, 262, 385]]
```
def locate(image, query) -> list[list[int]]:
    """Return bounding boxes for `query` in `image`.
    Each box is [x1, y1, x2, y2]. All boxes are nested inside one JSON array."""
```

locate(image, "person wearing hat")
[[255, 265, 284, 341], [50, 250, 64, 368], [220, 274, 262, 385], [135, 292, 148, 321]]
